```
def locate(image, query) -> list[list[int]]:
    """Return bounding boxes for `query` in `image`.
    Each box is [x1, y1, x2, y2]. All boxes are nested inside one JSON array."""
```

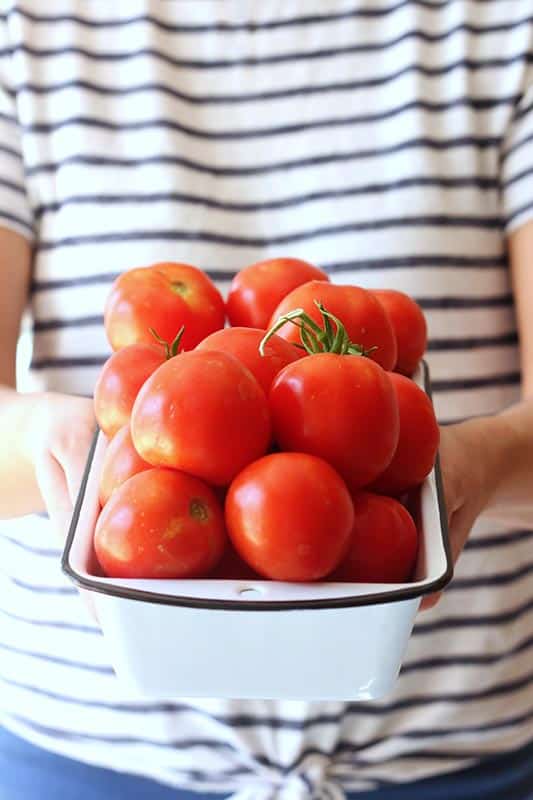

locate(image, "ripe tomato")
[[332, 492, 418, 583], [225, 453, 354, 581], [99, 425, 151, 506], [94, 468, 227, 579], [371, 289, 427, 376], [269, 354, 399, 490], [370, 373, 440, 496], [104, 262, 225, 352], [226, 258, 329, 329], [94, 343, 166, 438], [270, 282, 397, 370], [196, 327, 302, 394], [131, 350, 271, 486]]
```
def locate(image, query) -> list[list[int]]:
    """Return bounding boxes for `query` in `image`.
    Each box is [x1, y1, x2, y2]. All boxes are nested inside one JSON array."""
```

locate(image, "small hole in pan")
[[238, 587, 263, 598]]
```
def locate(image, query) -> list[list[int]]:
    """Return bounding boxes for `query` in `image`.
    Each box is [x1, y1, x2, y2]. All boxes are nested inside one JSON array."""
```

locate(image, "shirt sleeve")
[[0, 11, 34, 240], [501, 72, 533, 235]]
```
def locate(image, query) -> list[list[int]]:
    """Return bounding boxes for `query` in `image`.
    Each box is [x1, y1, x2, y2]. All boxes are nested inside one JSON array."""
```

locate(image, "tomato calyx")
[[149, 326, 185, 359], [260, 301, 377, 357]]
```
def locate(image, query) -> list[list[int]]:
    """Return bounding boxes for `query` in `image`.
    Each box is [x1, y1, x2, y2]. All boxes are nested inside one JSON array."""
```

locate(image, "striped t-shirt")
[[1, 2, 533, 798]]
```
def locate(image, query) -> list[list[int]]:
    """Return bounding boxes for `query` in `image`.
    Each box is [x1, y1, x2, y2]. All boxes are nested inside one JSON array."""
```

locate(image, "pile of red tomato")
[[93, 258, 439, 585]]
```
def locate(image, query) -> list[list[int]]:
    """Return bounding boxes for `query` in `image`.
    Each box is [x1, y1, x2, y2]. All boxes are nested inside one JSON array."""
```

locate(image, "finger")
[[54, 436, 93, 506], [448, 505, 479, 564], [34, 450, 73, 540], [419, 506, 477, 613], [34, 450, 71, 514], [420, 591, 442, 611], [35, 450, 100, 624]]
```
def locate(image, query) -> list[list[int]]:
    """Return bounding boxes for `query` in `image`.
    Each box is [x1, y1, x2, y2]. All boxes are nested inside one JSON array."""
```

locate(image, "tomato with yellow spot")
[[94, 468, 227, 578]]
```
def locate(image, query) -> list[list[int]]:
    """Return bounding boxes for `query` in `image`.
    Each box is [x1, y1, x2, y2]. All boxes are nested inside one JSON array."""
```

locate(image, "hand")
[[25, 392, 96, 538], [420, 417, 501, 611]]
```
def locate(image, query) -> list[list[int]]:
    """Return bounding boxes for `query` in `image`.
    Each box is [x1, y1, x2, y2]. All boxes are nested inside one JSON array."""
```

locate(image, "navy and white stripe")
[[1, 1, 533, 798]]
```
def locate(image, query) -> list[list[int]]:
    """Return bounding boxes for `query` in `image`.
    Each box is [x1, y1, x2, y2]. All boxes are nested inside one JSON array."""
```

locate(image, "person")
[[0, 1, 532, 798]]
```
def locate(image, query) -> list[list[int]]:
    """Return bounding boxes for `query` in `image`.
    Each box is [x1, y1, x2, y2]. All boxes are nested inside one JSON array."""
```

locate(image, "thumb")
[[33, 450, 74, 541], [419, 504, 477, 612]]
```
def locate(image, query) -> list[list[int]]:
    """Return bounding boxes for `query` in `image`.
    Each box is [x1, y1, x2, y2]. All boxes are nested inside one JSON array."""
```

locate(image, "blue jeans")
[[0, 727, 226, 800], [1, 726, 533, 799]]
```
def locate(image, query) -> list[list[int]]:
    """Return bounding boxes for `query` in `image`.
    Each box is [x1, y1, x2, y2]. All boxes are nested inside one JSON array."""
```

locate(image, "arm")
[[0, 15, 96, 528], [510, 220, 533, 400], [485, 221, 533, 518], [464, 221, 533, 522], [422, 219, 533, 607], [0, 226, 95, 527], [0, 226, 43, 516]]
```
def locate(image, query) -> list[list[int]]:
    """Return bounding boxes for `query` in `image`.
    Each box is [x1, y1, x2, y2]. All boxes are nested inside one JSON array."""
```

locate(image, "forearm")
[[0, 385, 45, 518], [493, 398, 533, 513], [460, 398, 533, 524]]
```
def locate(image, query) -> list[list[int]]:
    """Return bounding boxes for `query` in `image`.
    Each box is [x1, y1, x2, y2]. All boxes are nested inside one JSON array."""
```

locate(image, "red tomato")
[[227, 258, 329, 329], [104, 262, 225, 352], [332, 492, 418, 583], [99, 425, 152, 506], [196, 327, 302, 394], [270, 282, 397, 370], [131, 350, 271, 486], [371, 289, 427, 376], [94, 468, 227, 579], [370, 373, 440, 496], [94, 343, 165, 438], [269, 354, 399, 490], [225, 453, 354, 581]]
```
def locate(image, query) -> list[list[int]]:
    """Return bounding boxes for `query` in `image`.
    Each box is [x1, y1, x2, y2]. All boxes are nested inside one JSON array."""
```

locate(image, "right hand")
[[25, 392, 96, 537]]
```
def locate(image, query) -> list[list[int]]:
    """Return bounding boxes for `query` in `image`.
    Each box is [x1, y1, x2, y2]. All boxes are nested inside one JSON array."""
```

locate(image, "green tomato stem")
[[149, 325, 185, 359], [259, 301, 378, 358]]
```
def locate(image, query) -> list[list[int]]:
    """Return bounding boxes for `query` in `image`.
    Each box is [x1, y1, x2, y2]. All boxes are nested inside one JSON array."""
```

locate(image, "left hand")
[[420, 418, 499, 611]]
